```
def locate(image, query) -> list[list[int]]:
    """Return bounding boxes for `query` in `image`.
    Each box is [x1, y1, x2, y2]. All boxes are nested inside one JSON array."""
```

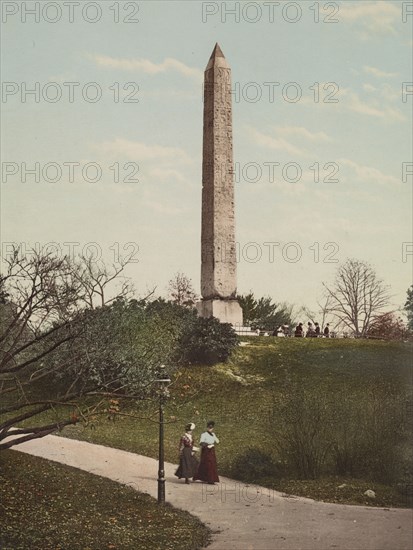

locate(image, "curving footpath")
[[13, 435, 413, 550]]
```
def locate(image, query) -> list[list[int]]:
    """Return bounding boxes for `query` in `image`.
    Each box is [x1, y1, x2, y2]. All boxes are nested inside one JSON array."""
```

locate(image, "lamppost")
[[155, 364, 171, 504]]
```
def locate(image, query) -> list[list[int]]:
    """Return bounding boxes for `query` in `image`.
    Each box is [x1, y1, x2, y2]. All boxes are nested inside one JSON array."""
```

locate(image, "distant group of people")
[[270, 322, 331, 337], [175, 421, 220, 485], [272, 322, 331, 338], [294, 322, 330, 338]]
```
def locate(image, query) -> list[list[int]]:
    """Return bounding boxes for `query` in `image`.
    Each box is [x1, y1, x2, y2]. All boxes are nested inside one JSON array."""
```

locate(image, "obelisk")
[[196, 43, 243, 327]]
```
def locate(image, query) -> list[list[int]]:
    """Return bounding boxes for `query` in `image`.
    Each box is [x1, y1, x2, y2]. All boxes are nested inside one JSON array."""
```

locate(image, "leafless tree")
[[167, 272, 198, 307], [0, 247, 138, 450], [71, 254, 134, 309], [322, 258, 391, 338]]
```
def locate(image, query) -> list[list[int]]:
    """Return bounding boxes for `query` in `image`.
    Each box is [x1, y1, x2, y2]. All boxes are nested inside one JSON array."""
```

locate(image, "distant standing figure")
[[194, 421, 220, 484], [315, 322, 321, 337], [306, 322, 314, 338], [323, 324, 330, 338], [175, 423, 199, 484], [294, 323, 304, 337]]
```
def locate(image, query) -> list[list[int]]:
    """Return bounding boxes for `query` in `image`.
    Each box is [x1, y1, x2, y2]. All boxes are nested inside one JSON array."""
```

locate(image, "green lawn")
[[4, 338, 412, 510], [57, 338, 413, 508], [0, 450, 211, 550]]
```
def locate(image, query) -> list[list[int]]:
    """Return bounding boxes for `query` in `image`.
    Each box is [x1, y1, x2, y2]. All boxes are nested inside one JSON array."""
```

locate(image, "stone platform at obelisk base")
[[13, 435, 413, 550]]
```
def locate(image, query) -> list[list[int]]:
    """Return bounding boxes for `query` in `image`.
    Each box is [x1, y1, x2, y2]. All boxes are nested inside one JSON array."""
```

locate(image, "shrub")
[[54, 298, 185, 396], [179, 316, 238, 365], [145, 303, 238, 366], [271, 385, 411, 483], [230, 447, 277, 482], [330, 388, 408, 483], [272, 390, 334, 479]]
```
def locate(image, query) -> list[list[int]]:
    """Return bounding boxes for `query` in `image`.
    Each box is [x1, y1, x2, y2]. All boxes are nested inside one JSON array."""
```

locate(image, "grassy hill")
[[59, 337, 413, 508]]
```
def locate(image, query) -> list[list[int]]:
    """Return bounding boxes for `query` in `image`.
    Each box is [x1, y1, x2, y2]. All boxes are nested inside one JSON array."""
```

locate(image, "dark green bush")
[[230, 447, 277, 482], [179, 316, 238, 365]]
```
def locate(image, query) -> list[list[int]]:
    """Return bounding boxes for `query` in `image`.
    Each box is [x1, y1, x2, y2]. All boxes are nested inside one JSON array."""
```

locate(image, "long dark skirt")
[[175, 447, 199, 479], [194, 447, 219, 483]]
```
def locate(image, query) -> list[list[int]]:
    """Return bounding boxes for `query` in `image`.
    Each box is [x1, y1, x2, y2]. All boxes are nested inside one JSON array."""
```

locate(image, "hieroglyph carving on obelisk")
[[197, 43, 243, 326]]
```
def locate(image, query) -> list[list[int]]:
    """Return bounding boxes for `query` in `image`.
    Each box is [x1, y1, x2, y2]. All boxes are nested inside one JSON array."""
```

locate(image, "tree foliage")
[[52, 298, 181, 396], [238, 293, 293, 330], [0, 250, 239, 450], [405, 286, 413, 331], [0, 248, 161, 450], [323, 259, 390, 338], [367, 312, 408, 341]]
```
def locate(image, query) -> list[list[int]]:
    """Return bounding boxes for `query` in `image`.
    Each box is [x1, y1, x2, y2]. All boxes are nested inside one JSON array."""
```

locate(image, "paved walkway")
[[14, 435, 413, 550]]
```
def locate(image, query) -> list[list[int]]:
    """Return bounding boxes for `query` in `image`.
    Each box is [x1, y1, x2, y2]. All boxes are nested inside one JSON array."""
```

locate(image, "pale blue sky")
[[1, 1, 412, 313]]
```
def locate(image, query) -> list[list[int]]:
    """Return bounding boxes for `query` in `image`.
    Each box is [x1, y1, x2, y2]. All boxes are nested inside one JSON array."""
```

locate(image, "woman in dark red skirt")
[[175, 423, 199, 484], [194, 421, 220, 484]]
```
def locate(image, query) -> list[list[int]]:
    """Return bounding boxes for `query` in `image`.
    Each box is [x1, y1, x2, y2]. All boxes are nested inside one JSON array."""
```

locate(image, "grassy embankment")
[[3, 336, 412, 534], [57, 338, 413, 508]]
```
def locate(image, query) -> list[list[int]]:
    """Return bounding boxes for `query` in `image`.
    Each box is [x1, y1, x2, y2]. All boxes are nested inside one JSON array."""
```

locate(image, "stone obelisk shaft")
[[198, 44, 243, 326]]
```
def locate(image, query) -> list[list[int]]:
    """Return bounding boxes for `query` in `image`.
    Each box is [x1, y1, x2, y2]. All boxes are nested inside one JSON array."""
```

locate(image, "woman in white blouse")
[[194, 421, 220, 484]]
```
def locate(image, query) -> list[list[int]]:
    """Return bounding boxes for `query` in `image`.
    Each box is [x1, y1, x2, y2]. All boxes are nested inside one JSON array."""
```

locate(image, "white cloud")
[[363, 65, 398, 78], [362, 83, 377, 92], [140, 88, 199, 100], [292, 83, 404, 121], [339, 2, 400, 35], [48, 72, 78, 83], [379, 83, 400, 102], [148, 168, 187, 183], [145, 201, 186, 215], [248, 127, 310, 157], [339, 158, 400, 187], [93, 138, 192, 165], [347, 94, 389, 117], [88, 54, 202, 81], [274, 126, 331, 142], [340, 88, 405, 121]]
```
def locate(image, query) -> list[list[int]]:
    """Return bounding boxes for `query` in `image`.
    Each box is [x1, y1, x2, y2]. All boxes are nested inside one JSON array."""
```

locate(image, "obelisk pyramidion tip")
[[205, 43, 229, 70], [211, 43, 225, 59]]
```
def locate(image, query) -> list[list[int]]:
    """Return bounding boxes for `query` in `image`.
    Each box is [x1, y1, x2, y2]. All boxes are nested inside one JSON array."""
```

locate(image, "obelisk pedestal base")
[[196, 299, 243, 327]]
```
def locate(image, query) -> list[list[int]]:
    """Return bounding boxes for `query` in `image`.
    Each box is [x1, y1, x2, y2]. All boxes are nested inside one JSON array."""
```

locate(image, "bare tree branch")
[[323, 259, 391, 337], [0, 247, 141, 450]]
